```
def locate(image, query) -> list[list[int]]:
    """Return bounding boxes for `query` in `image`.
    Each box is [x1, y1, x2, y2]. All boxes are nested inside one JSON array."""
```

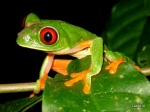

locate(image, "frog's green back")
[[41, 19, 97, 48]]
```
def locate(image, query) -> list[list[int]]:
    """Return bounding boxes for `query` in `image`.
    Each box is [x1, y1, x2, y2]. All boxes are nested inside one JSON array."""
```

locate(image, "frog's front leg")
[[30, 54, 55, 97], [105, 58, 140, 74], [104, 50, 127, 74], [30, 57, 72, 97], [65, 37, 103, 94], [105, 58, 125, 74]]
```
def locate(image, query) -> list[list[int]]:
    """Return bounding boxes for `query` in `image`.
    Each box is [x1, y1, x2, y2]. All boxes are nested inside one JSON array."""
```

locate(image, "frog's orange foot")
[[105, 58, 125, 74], [64, 69, 91, 94], [29, 78, 45, 98], [29, 92, 36, 98]]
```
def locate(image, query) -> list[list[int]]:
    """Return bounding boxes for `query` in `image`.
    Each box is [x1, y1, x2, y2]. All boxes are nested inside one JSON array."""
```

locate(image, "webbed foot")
[[105, 58, 125, 74], [64, 68, 91, 94]]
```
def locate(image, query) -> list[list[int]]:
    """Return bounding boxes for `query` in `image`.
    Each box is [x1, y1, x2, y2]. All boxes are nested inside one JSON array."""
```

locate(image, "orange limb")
[[51, 59, 72, 75], [105, 58, 125, 74], [30, 54, 55, 98], [64, 67, 92, 94], [30, 59, 72, 98], [29, 72, 48, 98]]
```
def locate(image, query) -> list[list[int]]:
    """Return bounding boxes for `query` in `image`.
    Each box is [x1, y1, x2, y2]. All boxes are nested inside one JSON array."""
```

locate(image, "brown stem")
[[140, 67, 150, 76], [0, 67, 149, 94], [0, 82, 38, 93]]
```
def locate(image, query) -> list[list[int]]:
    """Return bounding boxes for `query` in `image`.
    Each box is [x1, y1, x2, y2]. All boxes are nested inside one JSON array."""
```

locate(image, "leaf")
[[137, 45, 150, 67], [0, 95, 42, 112], [103, 0, 148, 59], [144, 0, 150, 15], [42, 57, 150, 112], [135, 18, 150, 66]]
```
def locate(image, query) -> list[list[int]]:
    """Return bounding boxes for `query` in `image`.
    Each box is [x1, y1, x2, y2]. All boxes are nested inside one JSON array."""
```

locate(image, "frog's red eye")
[[40, 27, 58, 45], [21, 16, 27, 27]]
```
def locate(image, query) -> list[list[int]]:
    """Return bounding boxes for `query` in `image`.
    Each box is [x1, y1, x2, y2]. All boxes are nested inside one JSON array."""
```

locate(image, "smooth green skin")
[[16, 13, 135, 94], [16, 13, 103, 93], [105, 51, 135, 65]]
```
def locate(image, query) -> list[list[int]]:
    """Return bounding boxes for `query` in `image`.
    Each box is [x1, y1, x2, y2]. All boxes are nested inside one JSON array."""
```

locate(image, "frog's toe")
[[64, 71, 87, 86], [29, 78, 45, 98], [64, 68, 91, 94], [83, 79, 91, 94], [70, 73, 80, 78], [105, 58, 125, 74], [29, 92, 36, 98]]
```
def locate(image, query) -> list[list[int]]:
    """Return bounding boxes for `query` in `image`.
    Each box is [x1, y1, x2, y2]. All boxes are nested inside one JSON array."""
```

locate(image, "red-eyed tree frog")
[[16, 13, 140, 97]]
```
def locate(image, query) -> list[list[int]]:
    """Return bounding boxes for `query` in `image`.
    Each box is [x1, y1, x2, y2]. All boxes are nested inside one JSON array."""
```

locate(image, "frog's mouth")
[[16, 38, 68, 54], [17, 38, 92, 59]]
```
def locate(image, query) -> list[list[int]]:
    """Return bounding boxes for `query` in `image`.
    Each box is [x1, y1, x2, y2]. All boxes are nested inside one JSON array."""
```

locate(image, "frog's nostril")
[[17, 34, 21, 38], [17, 32, 23, 38]]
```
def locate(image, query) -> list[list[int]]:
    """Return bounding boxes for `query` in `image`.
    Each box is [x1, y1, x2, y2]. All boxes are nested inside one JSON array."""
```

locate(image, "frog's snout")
[[17, 31, 23, 38]]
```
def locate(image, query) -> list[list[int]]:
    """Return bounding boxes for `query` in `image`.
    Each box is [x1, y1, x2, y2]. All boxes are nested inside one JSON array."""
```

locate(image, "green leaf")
[[42, 58, 150, 112], [104, 0, 148, 59], [137, 45, 150, 67], [135, 18, 150, 66], [144, 0, 150, 15], [0, 95, 42, 112]]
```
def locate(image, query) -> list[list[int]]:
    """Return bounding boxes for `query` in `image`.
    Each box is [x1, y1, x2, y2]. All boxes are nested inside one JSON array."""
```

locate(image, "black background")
[[1, 0, 118, 84], [1, 0, 119, 106]]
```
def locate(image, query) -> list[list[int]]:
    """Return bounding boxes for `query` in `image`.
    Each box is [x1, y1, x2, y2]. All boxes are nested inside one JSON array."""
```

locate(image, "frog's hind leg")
[[51, 59, 72, 76]]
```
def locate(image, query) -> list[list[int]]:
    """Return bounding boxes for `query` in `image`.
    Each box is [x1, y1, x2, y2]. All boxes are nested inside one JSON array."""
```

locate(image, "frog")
[[16, 13, 140, 97]]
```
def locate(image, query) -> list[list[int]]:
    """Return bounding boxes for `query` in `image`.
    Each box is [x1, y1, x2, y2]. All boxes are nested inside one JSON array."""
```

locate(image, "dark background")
[[1, 0, 118, 83], [1, 0, 119, 103]]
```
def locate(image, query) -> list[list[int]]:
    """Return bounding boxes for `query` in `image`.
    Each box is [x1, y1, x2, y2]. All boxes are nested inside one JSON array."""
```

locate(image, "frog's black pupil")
[[44, 32, 52, 42]]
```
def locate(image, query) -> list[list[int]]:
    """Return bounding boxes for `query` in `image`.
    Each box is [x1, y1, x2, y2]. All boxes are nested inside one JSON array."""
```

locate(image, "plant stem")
[[0, 82, 37, 93], [140, 67, 150, 76], [0, 67, 149, 94]]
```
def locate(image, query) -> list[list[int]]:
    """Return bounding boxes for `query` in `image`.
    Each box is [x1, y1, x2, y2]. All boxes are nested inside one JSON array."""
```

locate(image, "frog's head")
[[16, 13, 69, 53]]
